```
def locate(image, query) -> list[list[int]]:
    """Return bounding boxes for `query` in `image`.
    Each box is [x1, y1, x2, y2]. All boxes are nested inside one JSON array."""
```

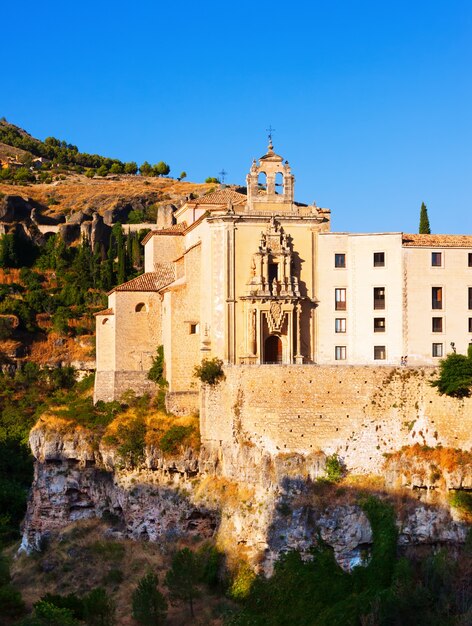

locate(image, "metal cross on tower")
[[218, 168, 227, 184], [266, 125, 276, 143]]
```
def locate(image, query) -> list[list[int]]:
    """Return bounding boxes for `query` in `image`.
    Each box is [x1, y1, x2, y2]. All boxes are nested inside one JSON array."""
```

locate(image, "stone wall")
[[201, 364, 472, 473], [94, 371, 157, 403]]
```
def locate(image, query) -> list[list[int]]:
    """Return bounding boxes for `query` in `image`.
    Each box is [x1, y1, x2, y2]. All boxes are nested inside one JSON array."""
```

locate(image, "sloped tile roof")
[[190, 189, 247, 206], [402, 234, 472, 248], [141, 223, 187, 245], [111, 269, 175, 294], [94, 308, 114, 316]]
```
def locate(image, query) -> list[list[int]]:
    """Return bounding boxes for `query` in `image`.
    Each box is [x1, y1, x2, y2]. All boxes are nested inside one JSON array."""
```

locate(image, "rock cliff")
[[22, 420, 470, 574]]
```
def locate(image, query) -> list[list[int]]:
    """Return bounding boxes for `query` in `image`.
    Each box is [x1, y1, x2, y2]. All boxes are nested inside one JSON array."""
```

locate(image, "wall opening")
[[264, 335, 282, 364], [275, 172, 284, 195], [268, 262, 278, 284], [257, 171, 267, 192], [135, 302, 146, 312]]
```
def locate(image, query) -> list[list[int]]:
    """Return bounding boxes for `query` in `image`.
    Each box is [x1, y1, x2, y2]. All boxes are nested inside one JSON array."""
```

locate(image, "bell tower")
[[246, 139, 295, 212]]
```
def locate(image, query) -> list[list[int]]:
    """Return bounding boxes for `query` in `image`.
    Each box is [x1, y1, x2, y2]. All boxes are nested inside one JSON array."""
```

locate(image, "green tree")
[[109, 162, 123, 175], [132, 572, 168, 625], [179, 171, 187, 181], [153, 161, 170, 177], [165, 548, 202, 618], [419, 202, 431, 234], [139, 161, 153, 176], [84, 168, 95, 178], [431, 349, 472, 398], [96, 164, 108, 177], [124, 161, 138, 175], [83, 587, 115, 626], [19, 601, 79, 626], [205, 176, 219, 184]]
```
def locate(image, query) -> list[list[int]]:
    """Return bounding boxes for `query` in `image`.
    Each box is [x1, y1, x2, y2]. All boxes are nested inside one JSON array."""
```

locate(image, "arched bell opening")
[[275, 171, 284, 195], [264, 334, 283, 364], [257, 171, 267, 192]]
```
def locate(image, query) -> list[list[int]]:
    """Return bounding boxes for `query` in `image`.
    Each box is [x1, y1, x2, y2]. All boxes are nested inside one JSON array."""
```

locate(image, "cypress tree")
[[419, 202, 431, 234], [116, 227, 126, 285]]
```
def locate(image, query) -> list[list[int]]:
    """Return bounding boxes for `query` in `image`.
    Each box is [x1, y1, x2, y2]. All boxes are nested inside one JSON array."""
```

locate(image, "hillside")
[[0, 174, 214, 220], [0, 119, 218, 220]]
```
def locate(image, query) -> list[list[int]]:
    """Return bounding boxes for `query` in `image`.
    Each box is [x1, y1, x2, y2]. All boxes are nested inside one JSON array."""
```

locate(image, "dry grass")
[[28, 331, 94, 364], [386, 444, 472, 473], [0, 268, 22, 284], [0, 174, 215, 217], [195, 476, 255, 510], [8, 519, 229, 626]]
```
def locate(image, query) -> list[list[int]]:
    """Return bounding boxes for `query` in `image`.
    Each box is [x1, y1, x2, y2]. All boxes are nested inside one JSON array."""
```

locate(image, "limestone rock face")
[[0, 195, 33, 222], [22, 424, 471, 574]]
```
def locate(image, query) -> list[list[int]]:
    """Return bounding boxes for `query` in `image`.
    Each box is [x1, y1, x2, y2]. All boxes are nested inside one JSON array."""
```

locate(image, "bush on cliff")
[[194, 357, 225, 386], [431, 347, 472, 398]]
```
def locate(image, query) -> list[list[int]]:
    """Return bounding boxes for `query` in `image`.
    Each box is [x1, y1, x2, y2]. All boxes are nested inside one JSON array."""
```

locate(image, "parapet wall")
[[94, 371, 157, 403], [201, 365, 472, 474]]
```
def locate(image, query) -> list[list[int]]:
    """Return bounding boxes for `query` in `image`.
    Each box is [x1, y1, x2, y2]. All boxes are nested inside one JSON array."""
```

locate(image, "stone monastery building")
[[94, 141, 472, 410]]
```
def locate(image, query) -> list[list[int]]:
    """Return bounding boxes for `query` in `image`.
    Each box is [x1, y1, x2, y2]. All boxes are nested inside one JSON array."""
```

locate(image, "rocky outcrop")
[[22, 424, 471, 575]]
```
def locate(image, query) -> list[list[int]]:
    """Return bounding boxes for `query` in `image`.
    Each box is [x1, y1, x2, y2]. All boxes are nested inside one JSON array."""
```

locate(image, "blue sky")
[[2, 0, 471, 233]]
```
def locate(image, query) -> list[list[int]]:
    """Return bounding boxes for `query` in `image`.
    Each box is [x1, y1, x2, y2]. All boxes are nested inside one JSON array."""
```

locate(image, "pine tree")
[[165, 548, 201, 618], [419, 202, 431, 234], [132, 572, 168, 625]]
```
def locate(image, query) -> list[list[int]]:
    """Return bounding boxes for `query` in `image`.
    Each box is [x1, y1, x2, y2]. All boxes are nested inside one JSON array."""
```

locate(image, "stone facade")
[[201, 364, 472, 474], [94, 142, 472, 412]]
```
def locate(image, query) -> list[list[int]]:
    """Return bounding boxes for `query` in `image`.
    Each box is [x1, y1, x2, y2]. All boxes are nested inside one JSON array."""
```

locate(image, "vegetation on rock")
[[194, 357, 225, 386], [431, 345, 472, 398]]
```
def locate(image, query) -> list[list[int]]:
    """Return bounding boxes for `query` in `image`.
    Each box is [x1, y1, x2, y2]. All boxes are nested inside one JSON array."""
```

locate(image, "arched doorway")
[[264, 335, 282, 363]]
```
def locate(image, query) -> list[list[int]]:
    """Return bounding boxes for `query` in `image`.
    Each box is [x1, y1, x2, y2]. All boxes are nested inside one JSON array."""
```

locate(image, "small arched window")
[[135, 302, 146, 312], [275, 172, 284, 195], [257, 171, 267, 191], [102, 318, 109, 325]]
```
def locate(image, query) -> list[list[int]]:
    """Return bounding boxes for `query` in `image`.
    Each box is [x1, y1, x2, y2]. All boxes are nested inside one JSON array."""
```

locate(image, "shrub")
[[324, 453, 345, 482], [148, 345, 166, 386], [229, 562, 256, 600], [109, 416, 147, 467], [0, 584, 25, 619], [431, 352, 472, 398], [127, 209, 145, 223], [39, 593, 84, 620], [449, 490, 472, 515], [194, 357, 225, 386], [160, 425, 195, 454]]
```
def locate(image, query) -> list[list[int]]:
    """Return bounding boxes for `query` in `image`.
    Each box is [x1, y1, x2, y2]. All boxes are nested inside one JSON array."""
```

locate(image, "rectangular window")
[[335, 253, 346, 268], [432, 343, 443, 357], [335, 288, 346, 310], [432, 287, 442, 310], [374, 345, 386, 360], [189, 323, 199, 334], [468, 253, 472, 268], [374, 318, 385, 332], [335, 346, 346, 360], [469, 318, 472, 333], [373, 252, 385, 267], [432, 252, 442, 267], [432, 317, 443, 333], [373, 287, 385, 310], [469, 288, 472, 310], [335, 318, 346, 333]]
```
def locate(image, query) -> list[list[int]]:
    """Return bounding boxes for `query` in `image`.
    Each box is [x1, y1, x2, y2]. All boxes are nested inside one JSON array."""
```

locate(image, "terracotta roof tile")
[[190, 189, 247, 206], [402, 234, 472, 248], [157, 222, 187, 232], [111, 270, 175, 294], [141, 223, 187, 245], [94, 308, 114, 316]]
